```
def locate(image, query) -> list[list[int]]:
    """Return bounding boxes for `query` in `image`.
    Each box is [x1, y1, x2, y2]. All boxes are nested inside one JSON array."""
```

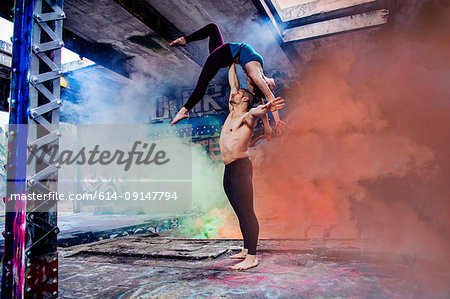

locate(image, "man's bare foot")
[[229, 248, 248, 259], [230, 254, 258, 270], [171, 107, 189, 126], [169, 36, 187, 47]]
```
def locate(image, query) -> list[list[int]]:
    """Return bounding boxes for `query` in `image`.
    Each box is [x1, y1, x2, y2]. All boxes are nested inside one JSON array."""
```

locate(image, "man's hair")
[[241, 89, 259, 111]]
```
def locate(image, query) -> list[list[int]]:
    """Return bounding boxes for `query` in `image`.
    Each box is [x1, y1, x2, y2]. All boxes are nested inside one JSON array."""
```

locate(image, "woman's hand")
[[274, 120, 288, 135]]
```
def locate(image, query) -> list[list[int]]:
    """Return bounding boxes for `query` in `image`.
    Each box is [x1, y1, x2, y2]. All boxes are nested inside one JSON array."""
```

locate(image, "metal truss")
[[2, 0, 64, 298]]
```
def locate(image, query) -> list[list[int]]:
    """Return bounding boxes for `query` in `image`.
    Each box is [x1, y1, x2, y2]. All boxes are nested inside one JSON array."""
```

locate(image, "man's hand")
[[247, 97, 285, 127], [170, 107, 189, 126], [265, 97, 285, 112]]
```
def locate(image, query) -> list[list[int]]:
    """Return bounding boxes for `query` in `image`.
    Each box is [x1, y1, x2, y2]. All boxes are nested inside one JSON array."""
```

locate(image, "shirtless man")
[[221, 63, 284, 270]]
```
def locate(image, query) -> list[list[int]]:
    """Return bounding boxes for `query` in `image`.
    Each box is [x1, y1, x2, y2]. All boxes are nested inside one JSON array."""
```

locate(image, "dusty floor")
[[57, 231, 434, 298]]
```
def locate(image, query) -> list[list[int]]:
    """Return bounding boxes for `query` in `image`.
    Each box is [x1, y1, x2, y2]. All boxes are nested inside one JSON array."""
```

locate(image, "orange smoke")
[[250, 0, 449, 294], [215, 207, 241, 238]]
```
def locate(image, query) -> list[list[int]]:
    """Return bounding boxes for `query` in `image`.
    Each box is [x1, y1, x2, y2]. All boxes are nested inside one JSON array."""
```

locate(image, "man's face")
[[230, 89, 247, 105]]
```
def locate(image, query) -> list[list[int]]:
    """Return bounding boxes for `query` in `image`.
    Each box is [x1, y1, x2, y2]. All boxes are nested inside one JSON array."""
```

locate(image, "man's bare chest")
[[222, 115, 245, 134]]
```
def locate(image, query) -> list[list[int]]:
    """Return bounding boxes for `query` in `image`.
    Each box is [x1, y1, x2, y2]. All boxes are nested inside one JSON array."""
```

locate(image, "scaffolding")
[[1, 0, 64, 297]]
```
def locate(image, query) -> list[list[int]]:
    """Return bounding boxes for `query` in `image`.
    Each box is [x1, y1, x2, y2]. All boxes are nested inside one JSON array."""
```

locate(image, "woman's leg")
[[183, 44, 232, 111], [169, 23, 224, 53], [171, 44, 233, 125], [184, 23, 224, 53]]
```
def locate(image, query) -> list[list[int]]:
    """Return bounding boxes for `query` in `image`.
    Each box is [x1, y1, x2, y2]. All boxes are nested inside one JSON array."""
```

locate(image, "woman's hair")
[[253, 85, 265, 100]]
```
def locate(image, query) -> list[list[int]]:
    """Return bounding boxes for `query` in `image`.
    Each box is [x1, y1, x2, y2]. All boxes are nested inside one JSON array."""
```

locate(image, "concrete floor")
[[58, 230, 429, 298], [0, 213, 183, 252]]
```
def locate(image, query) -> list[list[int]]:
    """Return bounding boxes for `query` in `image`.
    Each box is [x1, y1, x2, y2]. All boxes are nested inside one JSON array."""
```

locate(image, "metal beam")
[[272, 0, 379, 21], [282, 9, 389, 42], [113, 0, 207, 67], [1, 1, 34, 296], [24, 0, 63, 296], [2, 0, 63, 297], [0, 1, 135, 79], [251, 0, 302, 70], [63, 29, 137, 78], [283, 0, 389, 28]]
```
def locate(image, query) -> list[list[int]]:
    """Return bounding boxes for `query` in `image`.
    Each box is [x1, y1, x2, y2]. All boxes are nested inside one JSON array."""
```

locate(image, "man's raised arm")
[[229, 63, 239, 94], [245, 97, 285, 127]]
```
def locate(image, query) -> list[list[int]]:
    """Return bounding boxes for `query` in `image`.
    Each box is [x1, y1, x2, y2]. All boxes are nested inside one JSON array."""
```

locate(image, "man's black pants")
[[223, 158, 259, 255]]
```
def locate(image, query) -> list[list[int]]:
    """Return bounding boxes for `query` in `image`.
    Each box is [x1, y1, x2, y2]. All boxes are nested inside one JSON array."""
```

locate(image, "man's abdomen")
[[220, 136, 250, 165]]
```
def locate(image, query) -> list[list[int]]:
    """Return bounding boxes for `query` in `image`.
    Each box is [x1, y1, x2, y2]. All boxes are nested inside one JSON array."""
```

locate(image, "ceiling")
[[0, 0, 389, 87], [61, 0, 294, 85]]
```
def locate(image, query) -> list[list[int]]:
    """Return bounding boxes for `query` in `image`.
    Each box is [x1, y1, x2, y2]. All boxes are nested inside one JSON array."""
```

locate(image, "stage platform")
[[57, 230, 430, 298]]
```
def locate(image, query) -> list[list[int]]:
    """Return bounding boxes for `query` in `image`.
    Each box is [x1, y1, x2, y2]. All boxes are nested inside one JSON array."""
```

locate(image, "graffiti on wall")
[[150, 69, 296, 124], [151, 84, 230, 123], [193, 138, 221, 161]]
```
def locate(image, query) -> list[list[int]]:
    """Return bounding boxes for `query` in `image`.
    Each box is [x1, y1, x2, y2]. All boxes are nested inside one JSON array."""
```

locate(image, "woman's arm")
[[245, 73, 274, 141], [245, 62, 287, 134]]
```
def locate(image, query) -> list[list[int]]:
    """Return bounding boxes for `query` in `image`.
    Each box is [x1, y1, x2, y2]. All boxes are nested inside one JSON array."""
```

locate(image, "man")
[[221, 63, 284, 270]]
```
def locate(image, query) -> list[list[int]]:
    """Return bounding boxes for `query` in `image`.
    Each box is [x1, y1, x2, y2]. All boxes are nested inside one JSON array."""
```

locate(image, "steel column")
[[1, 0, 64, 298]]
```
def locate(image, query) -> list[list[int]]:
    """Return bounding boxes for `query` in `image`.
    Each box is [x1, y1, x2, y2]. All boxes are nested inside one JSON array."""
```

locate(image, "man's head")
[[230, 88, 257, 111]]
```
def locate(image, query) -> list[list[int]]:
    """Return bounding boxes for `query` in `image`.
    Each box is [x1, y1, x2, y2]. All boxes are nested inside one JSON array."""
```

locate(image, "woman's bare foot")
[[230, 254, 258, 270], [169, 36, 187, 47], [170, 107, 189, 126], [229, 248, 248, 259]]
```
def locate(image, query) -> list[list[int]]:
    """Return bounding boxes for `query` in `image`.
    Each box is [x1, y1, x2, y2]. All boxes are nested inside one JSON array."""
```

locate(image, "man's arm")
[[228, 63, 239, 111], [257, 99, 273, 141], [229, 63, 239, 94], [245, 97, 285, 127]]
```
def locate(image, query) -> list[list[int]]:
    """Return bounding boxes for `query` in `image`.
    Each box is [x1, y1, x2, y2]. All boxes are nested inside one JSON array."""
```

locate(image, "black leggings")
[[223, 158, 259, 255], [183, 23, 234, 111]]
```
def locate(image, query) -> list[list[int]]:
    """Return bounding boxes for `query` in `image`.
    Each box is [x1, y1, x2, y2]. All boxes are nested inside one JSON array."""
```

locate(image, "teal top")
[[229, 42, 264, 69]]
